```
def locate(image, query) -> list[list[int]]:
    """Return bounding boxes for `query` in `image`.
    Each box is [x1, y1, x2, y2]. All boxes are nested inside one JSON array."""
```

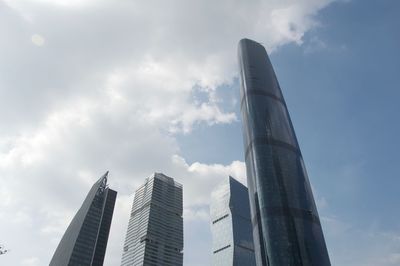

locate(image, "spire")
[[99, 171, 109, 191], [104, 170, 109, 183]]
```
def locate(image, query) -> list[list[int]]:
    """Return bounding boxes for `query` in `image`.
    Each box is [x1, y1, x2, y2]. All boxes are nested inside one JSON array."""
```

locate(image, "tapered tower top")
[[238, 38, 284, 102]]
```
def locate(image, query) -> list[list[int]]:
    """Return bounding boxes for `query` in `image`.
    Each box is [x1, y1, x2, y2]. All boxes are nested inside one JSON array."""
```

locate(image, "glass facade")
[[210, 176, 256, 266], [50, 171, 117, 266], [121, 173, 183, 266], [238, 39, 331, 266]]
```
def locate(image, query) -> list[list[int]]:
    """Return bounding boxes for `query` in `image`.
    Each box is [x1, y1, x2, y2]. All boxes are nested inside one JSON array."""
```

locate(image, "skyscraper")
[[121, 173, 183, 266], [50, 171, 117, 266], [210, 176, 256, 266], [238, 38, 330, 265]]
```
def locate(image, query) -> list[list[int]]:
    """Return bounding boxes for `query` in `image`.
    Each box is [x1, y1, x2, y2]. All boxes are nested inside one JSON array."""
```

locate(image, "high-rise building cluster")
[[49, 39, 330, 265]]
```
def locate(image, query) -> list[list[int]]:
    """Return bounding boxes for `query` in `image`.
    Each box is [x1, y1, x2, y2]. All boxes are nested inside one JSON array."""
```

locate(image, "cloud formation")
[[0, 0, 336, 265]]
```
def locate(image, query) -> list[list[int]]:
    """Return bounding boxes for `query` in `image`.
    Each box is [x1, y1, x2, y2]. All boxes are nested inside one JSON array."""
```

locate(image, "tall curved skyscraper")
[[238, 38, 330, 266]]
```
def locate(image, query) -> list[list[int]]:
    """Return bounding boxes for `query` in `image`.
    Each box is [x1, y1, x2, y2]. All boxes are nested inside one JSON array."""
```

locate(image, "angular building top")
[[50, 171, 117, 266], [238, 38, 330, 265], [121, 173, 183, 266], [210, 176, 256, 266]]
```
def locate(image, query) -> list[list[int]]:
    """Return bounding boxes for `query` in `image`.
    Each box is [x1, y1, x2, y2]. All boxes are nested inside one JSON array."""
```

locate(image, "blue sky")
[[178, 0, 400, 264], [0, 0, 399, 265]]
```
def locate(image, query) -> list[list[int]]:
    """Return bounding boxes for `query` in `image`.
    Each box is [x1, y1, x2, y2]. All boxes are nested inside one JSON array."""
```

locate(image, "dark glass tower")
[[210, 176, 256, 266], [50, 171, 117, 266], [121, 173, 183, 266], [238, 39, 330, 266]]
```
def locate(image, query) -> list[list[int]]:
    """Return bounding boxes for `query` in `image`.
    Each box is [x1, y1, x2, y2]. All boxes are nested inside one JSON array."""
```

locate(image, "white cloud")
[[0, 0, 336, 134], [0, 0, 338, 265], [21, 257, 40, 266], [172, 155, 246, 206], [184, 207, 210, 222]]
